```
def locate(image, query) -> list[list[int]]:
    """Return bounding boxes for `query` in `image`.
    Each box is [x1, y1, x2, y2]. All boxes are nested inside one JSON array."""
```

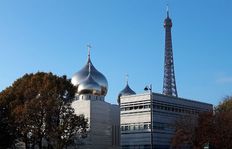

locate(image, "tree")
[[216, 96, 232, 112], [0, 86, 17, 149], [172, 96, 232, 149], [47, 103, 88, 149], [211, 96, 232, 149], [172, 112, 214, 149], [0, 100, 16, 148], [0, 72, 88, 149], [195, 112, 214, 148], [171, 115, 198, 149]]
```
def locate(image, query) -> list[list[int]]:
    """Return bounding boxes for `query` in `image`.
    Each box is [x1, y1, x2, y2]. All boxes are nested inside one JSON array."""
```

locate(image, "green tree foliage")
[[0, 72, 88, 149]]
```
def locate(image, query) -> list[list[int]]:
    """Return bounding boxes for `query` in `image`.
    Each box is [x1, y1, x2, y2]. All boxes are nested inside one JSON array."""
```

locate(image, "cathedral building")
[[71, 47, 120, 149]]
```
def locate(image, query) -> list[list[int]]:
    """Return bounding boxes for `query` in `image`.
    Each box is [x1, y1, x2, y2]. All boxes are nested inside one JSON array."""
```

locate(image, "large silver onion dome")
[[71, 50, 108, 96]]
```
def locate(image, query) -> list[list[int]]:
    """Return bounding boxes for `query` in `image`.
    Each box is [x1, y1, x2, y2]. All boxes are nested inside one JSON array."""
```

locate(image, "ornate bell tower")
[[162, 6, 178, 97]]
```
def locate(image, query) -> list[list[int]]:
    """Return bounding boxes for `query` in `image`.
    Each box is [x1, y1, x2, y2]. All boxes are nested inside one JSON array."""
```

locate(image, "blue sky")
[[0, 0, 232, 105]]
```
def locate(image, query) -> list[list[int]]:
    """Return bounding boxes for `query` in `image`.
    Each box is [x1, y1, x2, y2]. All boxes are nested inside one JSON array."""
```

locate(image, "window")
[[134, 125, 139, 130], [144, 105, 149, 109], [122, 145, 130, 149], [125, 126, 129, 131], [129, 125, 133, 131], [144, 124, 148, 129], [125, 107, 130, 111], [160, 106, 164, 110], [144, 145, 151, 149]]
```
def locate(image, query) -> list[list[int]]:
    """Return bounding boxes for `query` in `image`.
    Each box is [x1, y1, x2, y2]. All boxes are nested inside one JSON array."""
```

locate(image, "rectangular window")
[[125, 126, 129, 131], [144, 105, 149, 109], [134, 125, 139, 130], [144, 124, 148, 129]]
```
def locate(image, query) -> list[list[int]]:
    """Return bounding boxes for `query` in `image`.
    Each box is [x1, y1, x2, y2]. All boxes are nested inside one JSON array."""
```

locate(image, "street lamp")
[[144, 84, 153, 149]]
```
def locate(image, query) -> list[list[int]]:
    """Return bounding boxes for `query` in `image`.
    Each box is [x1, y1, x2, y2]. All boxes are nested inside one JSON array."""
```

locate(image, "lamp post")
[[144, 84, 153, 149]]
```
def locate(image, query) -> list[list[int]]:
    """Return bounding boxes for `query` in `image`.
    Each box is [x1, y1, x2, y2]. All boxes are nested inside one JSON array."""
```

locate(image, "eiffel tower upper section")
[[162, 7, 178, 97]]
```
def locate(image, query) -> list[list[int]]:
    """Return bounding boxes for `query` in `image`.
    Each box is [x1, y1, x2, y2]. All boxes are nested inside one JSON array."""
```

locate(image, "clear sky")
[[0, 0, 232, 105]]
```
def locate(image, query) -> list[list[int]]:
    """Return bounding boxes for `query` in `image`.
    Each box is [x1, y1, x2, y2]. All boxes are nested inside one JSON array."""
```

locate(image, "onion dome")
[[117, 77, 136, 104], [118, 84, 136, 97], [71, 46, 108, 96], [77, 68, 102, 96]]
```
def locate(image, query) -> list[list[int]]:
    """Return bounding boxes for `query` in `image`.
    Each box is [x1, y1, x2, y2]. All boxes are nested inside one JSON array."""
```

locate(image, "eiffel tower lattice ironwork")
[[162, 6, 178, 97]]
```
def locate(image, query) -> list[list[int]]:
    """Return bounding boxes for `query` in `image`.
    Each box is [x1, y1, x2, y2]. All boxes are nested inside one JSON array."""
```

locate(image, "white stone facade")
[[71, 95, 120, 149]]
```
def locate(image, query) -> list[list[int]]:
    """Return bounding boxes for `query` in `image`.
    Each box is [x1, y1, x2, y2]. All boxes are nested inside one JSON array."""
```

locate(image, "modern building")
[[71, 46, 120, 149], [119, 91, 212, 149], [118, 8, 213, 149]]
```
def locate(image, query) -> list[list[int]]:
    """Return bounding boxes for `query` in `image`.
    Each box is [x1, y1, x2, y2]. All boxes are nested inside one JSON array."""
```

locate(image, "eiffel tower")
[[162, 6, 178, 97]]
